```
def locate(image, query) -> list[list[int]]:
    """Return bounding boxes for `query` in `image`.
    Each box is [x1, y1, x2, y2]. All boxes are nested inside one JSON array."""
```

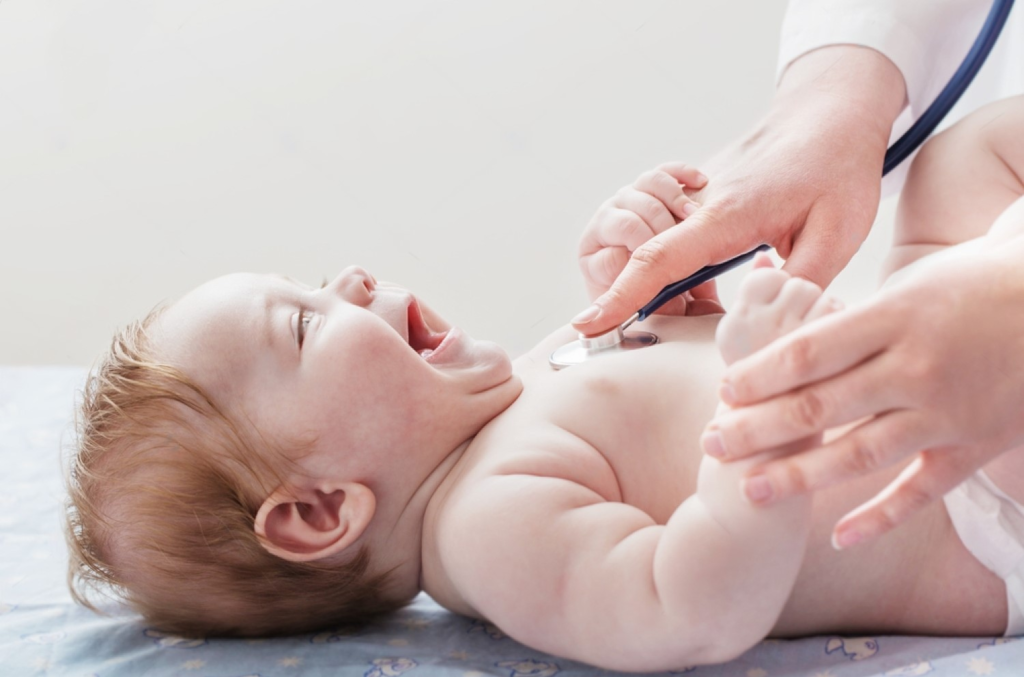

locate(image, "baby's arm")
[[690, 257, 841, 644], [438, 466, 809, 670], [437, 262, 835, 671], [985, 195, 1024, 246], [886, 95, 1024, 281]]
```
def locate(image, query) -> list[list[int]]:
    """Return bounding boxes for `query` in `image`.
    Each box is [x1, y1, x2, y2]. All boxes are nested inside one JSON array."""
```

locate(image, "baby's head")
[[65, 267, 519, 636]]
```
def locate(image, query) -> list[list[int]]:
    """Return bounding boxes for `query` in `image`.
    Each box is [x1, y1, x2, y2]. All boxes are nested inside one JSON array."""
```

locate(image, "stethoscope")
[[550, 0, 1016, 370]]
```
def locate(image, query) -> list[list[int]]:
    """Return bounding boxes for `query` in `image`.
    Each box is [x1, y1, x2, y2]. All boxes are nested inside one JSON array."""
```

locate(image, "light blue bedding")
[[1, 366, 1021, 677]]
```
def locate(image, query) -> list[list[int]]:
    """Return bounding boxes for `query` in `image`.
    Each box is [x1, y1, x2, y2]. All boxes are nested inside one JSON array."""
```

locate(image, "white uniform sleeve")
[[778, 0, 991, 117], [777, 0, 994, 194]]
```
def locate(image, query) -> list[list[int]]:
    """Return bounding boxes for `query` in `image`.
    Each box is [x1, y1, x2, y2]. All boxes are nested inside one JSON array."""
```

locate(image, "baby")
[[65, 95, 1024, 671]]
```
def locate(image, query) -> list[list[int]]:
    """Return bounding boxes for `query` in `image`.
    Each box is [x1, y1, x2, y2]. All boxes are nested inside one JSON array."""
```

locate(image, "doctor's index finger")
[[572, 207, 750, 335], [832, 445, 989, 549], [721, 303, 892, 407]]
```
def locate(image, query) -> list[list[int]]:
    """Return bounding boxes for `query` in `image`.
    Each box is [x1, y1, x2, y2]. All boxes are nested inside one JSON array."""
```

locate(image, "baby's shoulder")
[[420, 418, 619, 617], [452, 408, 623, 505]]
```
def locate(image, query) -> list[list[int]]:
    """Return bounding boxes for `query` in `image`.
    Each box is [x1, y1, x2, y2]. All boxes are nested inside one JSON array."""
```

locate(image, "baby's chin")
[[478, 338, 513, 373], [426, 330, 510, 376]]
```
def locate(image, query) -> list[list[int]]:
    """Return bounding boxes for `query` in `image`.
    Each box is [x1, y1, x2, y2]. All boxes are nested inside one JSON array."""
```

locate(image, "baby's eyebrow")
[[261, 292, 277, 353], [264, 275, 308, 358], [261, 283, 301, 359]]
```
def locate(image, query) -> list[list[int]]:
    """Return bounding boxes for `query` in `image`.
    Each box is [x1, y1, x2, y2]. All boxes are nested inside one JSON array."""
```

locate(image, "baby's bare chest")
[[463, 321, 726, 523]]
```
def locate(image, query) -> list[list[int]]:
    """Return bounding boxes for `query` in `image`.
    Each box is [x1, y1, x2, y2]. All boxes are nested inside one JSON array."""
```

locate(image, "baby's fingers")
[[580, 246, 631, 291], [657, 161, 709, 189], [584, 204, 656, 253], [611, 187, 677, 235], [633, 168, 700, 222]]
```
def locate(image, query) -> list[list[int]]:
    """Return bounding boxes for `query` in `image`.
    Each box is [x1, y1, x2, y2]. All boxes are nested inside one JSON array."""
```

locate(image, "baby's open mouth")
[[406, 300, 447, 358]]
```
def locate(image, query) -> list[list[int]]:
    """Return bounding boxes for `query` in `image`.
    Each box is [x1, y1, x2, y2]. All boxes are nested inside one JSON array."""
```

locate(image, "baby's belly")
[[773, 456, 1008, 637]]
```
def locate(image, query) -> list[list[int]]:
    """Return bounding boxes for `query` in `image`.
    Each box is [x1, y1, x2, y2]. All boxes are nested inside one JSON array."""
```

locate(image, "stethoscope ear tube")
[[665, 0, 1015, 307], [883, 0, 1015, 176]]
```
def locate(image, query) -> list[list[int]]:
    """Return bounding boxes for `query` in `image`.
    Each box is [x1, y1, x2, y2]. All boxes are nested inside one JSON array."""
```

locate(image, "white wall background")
[[1, 0, 902, 366]]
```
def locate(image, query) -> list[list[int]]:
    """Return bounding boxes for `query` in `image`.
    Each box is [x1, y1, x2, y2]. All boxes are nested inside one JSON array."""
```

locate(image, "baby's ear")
[[254, 482, 376, 562]]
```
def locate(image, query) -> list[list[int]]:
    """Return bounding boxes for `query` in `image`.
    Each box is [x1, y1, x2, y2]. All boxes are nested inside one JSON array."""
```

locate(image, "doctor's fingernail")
[[682, 202, 699, 217], [572, 305, 601, 325], [832, 529, 862, 550], [742, 475, 774, 504], [702, 430, 726, 459]]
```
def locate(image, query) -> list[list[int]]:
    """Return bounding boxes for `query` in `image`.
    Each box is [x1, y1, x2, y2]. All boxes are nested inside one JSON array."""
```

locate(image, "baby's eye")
[[298, 311, 313, 348]]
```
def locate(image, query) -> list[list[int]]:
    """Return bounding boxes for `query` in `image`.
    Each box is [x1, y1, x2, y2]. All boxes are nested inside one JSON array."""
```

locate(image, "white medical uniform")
[[778, 0, 1024, 195]]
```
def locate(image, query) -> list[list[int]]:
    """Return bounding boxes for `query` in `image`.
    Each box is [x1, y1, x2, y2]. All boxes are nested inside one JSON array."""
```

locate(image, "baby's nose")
[[328, 266, 376, 303]]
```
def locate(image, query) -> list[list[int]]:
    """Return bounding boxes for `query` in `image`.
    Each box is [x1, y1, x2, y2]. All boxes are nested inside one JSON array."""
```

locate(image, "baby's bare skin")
[[421, 98, 1024, 669], [421, 311, 1006, 667], [125, 97, 1022, 666]]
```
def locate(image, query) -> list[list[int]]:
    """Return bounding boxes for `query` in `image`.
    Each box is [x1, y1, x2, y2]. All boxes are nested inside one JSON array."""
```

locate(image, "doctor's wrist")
[[773, 45, 906, 146]]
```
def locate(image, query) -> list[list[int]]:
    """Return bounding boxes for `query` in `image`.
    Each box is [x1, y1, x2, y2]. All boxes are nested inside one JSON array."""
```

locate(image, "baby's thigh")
[[888, 96, 1024, 276]]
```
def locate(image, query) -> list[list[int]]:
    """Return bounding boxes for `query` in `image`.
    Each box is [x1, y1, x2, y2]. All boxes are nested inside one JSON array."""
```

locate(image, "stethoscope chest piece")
[[549, 325, 658, 370], [550, 244, 772, 371]]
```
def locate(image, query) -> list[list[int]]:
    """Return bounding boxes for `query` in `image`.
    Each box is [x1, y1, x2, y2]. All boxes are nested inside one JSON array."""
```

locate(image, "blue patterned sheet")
[[1, 366, 1021, 677]]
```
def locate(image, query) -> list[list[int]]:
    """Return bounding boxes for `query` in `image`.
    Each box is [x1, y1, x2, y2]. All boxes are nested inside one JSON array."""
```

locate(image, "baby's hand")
[[578, 163, 707, 313]]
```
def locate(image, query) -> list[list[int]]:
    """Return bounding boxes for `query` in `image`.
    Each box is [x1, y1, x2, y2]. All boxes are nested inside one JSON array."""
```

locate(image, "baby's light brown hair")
[[64, 307, 406, 637]]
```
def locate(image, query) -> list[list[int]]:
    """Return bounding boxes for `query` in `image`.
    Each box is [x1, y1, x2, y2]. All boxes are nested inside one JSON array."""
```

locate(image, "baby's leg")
[[886, 95, 1024, 281]]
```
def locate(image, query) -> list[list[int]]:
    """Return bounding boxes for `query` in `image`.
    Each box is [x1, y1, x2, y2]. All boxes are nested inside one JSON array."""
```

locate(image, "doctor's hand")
[[702, 239, 1024, 549], [578, 162, 720, 317], [571, 45, 906, 336]]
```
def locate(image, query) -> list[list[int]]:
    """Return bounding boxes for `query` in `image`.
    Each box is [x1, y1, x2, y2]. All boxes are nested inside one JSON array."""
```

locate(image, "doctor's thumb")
[[779, 231, 851, 292]]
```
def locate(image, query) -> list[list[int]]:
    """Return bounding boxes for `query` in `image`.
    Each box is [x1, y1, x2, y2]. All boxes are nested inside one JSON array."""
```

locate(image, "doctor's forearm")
[[773, 45, 906, 151]]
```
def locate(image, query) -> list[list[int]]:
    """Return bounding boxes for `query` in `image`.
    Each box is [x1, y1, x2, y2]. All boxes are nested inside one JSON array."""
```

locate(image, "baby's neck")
[[407, 436, 473, 590], [366, 433, 478, 600]]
